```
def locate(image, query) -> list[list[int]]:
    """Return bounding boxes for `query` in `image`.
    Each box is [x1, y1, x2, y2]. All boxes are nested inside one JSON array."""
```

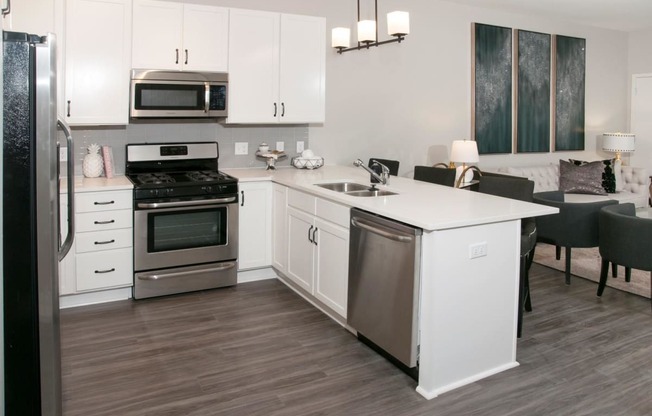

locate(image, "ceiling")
[[441, 0, 652, 32]]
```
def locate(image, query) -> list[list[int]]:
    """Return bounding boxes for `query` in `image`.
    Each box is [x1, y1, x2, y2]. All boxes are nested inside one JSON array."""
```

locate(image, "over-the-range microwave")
[[130, 69, 228, 118]]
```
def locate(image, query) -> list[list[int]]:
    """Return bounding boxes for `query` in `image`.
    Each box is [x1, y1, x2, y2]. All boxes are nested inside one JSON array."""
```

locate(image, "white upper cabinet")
[[64, 0, 132, 125], [228, 9, 325, 124], [279, 14, 326, 124], [132, 0, 228, 72]]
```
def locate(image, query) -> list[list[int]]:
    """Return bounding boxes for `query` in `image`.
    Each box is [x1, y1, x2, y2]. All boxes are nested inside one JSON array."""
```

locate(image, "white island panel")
[[417, 219, 520, 399]]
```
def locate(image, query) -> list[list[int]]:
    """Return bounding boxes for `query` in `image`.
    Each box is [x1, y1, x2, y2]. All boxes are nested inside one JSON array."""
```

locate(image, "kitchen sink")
[[315, 182, 370, 192], [346, 189, 398, 197], [315, 182, 398, 197]]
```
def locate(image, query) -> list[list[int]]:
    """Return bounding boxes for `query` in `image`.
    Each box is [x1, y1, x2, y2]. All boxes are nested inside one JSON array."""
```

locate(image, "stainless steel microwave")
[[130, 69, 228, 118]]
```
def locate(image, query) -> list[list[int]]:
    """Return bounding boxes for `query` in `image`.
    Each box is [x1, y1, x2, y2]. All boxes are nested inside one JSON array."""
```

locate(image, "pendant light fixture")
[[332, 0, 410, 54]]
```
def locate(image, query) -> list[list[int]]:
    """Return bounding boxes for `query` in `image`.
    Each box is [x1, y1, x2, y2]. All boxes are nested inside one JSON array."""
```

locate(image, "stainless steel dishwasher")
[[348, 208, 422, 377]]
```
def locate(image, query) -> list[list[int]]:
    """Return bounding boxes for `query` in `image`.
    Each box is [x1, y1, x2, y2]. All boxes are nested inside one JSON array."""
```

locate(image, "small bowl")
[[258, 144, 269, 153]]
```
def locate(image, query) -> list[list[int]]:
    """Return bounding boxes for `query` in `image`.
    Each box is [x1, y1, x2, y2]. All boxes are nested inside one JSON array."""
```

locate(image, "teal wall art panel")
[[516, 30, 551, 153], [554, 35, 586, 151], [473, 23, 512, 154]]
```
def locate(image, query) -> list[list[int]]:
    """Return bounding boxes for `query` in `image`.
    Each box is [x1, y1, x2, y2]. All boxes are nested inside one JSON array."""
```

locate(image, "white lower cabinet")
[[285, 189, 349, 318], [238, 181, 272, 270], [73, 190, 133, 292]]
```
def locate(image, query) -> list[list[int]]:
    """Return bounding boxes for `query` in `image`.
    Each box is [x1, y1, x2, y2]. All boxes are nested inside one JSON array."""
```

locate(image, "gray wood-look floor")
[[61, 264, 652, 416]]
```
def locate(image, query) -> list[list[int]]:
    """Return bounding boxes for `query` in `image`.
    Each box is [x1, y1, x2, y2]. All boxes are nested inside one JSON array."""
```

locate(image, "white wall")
[[7, 0, 634, 174], [203, 0, 631, 174]]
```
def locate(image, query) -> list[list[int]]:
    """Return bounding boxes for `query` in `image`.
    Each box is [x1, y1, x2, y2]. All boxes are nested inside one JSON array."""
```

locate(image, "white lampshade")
[[358, 20, 376, 43], [602, 133, 635, 153], [331, 27, 351, 48], [387, 11, 410, 36], [450, 140, 479, 163]]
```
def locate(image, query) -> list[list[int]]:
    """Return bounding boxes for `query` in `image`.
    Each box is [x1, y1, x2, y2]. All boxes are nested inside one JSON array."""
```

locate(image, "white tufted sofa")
[[490, 164, 649, 208]]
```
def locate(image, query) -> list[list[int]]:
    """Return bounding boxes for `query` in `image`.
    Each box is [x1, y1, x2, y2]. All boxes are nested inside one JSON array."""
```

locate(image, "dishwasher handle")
[[351, 216, 414, 243]]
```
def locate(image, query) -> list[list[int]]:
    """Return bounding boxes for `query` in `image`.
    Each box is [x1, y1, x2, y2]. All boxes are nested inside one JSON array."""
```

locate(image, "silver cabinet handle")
[[351, 217, 413, 243], [2, 0, 11, 16], [94, 200, 114, 206], [94, 219, 115, 225], [58, 118, 75, 261], [94, 239, 115, 245], [95, 268, 115, 274]]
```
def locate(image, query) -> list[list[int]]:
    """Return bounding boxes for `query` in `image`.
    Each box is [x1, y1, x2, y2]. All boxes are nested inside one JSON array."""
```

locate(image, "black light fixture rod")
[[336, 35, 405, 54], [357, 0, 361, 48]]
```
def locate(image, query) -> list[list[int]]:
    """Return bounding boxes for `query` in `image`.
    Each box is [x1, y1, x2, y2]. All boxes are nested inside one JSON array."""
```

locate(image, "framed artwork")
[[516, 30, 551, 153], [472, 23, 512, 154], [554, 35, 586, 151]]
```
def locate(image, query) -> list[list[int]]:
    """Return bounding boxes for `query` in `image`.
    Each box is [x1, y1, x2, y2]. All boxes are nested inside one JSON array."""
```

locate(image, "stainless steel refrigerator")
[[2, 31, 74, 416]]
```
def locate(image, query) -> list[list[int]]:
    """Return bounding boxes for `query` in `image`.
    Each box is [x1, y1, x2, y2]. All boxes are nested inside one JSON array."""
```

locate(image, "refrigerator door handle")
[[58, 118, 75, 261]]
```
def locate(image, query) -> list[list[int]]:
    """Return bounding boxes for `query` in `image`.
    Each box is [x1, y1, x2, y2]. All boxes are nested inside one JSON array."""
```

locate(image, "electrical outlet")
[[276, 141, 284, 152], [59, 147, 68, 162], [296, 141, 305, 153], [469, 242, 487, 259], [235, 142, 248, 155]]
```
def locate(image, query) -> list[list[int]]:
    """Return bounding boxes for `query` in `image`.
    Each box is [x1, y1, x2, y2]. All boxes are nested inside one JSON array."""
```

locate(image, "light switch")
[[276, 141, 284, 152]]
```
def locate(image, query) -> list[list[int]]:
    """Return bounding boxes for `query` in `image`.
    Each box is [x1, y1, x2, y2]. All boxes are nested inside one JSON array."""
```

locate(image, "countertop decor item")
[[82, 143, 104, 178], [256, 150, 287, 170], [292, 156, 324, 170], [450, 139, 479, 187], [332, 0, 409, 54]]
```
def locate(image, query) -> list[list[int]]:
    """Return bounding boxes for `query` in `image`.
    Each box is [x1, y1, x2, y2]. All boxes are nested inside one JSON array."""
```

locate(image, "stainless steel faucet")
[[353, 159, 390, 185]]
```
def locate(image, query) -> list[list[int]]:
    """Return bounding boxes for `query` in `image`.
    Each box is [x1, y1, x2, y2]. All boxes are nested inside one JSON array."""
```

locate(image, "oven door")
[[131, 80, 211, 118], [134, 198, 238, 271]]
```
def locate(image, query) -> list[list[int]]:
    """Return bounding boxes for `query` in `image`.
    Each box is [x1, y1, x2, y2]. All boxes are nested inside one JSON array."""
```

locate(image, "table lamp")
[[450, 140, 479, 186], [602, 133, 635, 161]]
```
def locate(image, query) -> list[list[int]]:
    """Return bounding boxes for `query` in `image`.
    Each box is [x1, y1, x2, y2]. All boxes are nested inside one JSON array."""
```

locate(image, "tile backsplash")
[[62, 121, 309, 175]]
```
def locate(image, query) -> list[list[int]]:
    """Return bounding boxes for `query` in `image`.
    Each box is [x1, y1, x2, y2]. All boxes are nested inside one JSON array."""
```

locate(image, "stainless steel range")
[[126, 142, 238, 299]]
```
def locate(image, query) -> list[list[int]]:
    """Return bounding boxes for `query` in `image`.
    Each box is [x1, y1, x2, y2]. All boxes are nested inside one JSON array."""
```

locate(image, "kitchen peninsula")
[[225, 166, 558, 400]]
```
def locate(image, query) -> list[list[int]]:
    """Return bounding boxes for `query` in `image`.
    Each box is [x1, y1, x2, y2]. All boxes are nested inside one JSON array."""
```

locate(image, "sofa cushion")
[[559, 160, 607, 195], [569, 158, 617, 193]]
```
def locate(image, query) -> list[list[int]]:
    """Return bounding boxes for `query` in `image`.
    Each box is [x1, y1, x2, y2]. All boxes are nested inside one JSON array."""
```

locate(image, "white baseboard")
[[60, 287, 132, 309], [237, 267, 278, 283]]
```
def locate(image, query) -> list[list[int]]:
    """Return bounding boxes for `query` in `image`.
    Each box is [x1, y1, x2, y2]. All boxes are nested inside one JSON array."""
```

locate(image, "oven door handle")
[[137, 196, 237, 209], [137, 262, 237, 281]]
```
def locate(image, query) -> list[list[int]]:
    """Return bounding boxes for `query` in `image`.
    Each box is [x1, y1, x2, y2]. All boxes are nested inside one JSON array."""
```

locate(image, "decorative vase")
[[82, 143, 104, 178]]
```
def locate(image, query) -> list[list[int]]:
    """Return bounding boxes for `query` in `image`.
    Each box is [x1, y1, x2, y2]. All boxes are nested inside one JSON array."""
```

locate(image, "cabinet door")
[[272, 184, 288, 273], [227, 8, 280, 123], [286, 206, 315, 292], [314, 218, 349, 318], [182, 4, 228, 72], [238, 182, 272, 270], [64, 0, 132, 125], [132, 0, 183, 70], [279, 14, 326, 124]]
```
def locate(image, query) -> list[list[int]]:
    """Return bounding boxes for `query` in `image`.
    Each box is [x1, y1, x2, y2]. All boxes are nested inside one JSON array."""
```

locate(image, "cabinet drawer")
[[76, 248, 133, 291], [316, 198, 350, 229], [76, 228, 133, 253], [76, 209, 132, 232], [288, 189, 316, 214], [76, 190, 132, 213]]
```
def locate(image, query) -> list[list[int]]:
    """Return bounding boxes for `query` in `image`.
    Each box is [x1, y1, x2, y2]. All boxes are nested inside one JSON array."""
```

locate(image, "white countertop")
[[224, 166, 558, 231], [60, 175, 133, 193]]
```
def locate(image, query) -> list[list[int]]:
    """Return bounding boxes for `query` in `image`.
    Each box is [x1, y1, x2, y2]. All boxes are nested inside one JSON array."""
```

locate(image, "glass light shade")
[[358, 20, 376, 43], [387, 11, 410, 36], [602, 133, 635, 153], [331, 27, 351, 48], [450, 140, 479, 163]]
